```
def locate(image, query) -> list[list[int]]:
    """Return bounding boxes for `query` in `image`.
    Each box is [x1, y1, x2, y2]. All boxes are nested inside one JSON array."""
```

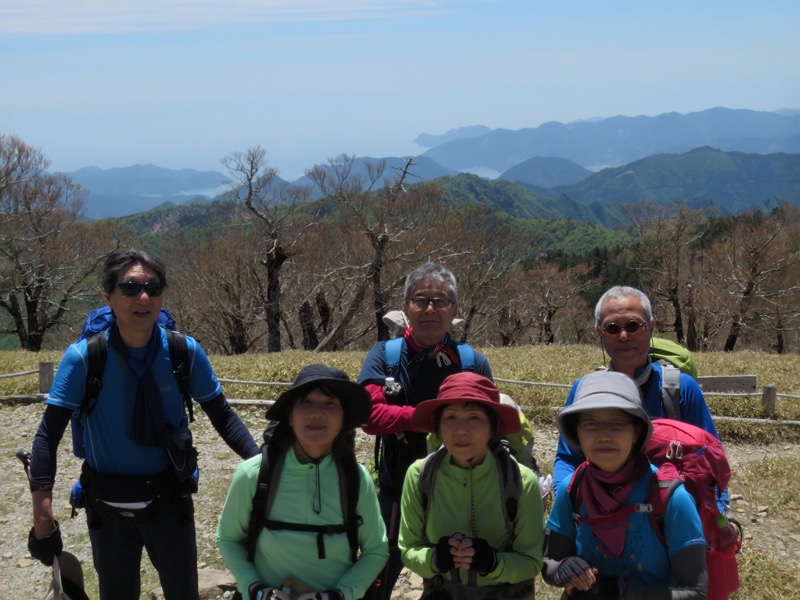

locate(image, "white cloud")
[[1, 0, 446, 35]]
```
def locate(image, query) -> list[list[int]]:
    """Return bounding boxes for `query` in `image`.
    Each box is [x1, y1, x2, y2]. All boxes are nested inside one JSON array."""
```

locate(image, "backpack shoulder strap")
[[492, 443, 522, 548], [456, 343, 475, 371], [567, 462, 588, 521], [647, 467, 683, 545], [418, 446, 448, 539], [166, 329, 194, 422], [336, 455, 363, 563], [81, 332, 108, 419], [384, 337, 404, 375], [246, 444, 286, 562], [659, 362, 681, 420]]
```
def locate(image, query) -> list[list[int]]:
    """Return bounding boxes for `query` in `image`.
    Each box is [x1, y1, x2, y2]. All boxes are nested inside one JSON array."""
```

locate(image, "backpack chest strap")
[[263, 519, 361, 559]]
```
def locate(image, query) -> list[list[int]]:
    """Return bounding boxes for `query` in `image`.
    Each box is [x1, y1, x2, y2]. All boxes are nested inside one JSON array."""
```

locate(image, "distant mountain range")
[[420, 106, 800, 174], [62, 107, 799, 219]]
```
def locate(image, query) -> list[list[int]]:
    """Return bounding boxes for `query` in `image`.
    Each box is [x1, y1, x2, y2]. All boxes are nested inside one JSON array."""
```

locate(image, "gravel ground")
[[2, 399, 798, 600]]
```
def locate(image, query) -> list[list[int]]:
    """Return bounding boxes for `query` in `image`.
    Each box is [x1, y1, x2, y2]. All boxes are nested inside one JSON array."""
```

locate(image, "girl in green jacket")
[[399, 372, 543, 599]]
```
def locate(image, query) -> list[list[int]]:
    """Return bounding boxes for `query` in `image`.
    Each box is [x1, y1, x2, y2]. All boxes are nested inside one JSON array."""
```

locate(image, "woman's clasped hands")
[[433, 532, 498, 575]]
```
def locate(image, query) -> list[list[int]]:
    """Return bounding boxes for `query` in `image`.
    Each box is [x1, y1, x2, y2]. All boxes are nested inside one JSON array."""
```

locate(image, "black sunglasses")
[[601, 321, 647, 335], [116, 280, 165, 297]]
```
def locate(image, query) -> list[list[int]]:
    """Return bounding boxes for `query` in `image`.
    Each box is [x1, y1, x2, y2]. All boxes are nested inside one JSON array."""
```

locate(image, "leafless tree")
[[166, 223, 268, 354], [0, 135, 124, 350], [623, 202, 709, 344], [306, 155, 460, 350], [705, 203, 800, 351], [222, 146, 313, 352]]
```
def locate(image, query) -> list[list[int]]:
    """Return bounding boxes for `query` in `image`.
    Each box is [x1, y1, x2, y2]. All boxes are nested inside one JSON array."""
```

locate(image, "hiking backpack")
[[71, 306, 193, 459], [568, 418, 741, 600], [418, 442, 522, 549], [244, 436, 363, 563], [76, 305, 177, 343], [650, 337, 697, 379]]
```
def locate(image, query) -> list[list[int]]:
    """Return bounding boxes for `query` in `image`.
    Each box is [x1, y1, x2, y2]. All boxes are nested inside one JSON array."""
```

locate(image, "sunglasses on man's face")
[[601, 321, 647, 335], [116, 280, 165, 297]]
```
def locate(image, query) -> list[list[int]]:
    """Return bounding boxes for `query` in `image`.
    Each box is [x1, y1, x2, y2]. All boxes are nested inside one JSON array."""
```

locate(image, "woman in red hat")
[[398, 372, 543, 599]]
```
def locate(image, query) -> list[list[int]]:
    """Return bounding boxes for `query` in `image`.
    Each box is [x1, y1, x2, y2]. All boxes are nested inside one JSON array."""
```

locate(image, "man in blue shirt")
[[553, 285, 721, 490]]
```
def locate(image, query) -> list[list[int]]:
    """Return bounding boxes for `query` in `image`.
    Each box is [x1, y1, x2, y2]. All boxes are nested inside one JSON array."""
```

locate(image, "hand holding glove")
[[27, 521, 62, 566]]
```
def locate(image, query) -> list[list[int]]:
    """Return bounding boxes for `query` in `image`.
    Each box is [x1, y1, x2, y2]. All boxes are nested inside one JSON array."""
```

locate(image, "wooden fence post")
[[39, 361, 53, 394], [761, 384, 777, 418]]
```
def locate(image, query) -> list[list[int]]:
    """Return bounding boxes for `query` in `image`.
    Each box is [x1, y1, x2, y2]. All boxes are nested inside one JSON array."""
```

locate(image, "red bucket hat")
[[411, 372, 521, 435]]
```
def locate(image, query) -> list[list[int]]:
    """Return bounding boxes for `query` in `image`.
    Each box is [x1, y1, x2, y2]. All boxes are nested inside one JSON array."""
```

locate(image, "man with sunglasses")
[[357, 262, 493, 600], [552, 285, 721, 491], [27, 248, 259, 600]]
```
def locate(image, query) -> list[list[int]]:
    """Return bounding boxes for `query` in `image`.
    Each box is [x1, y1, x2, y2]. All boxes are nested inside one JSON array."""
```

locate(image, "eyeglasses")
[[409, 295, 452, 310], [601, 321, 648, 336], [117, 280, 165, 297], [577, 419, 635, 433]]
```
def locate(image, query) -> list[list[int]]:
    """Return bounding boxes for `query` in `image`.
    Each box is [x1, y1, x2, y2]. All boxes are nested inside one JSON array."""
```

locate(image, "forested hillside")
[[2, 138, 799, 358]]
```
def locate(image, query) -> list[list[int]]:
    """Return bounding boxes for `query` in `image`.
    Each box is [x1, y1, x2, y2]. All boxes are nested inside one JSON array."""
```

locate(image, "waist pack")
[[80, 465, 177, 524]]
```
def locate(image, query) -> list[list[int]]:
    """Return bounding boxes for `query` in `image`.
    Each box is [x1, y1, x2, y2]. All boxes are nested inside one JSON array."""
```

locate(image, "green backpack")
[[650, 336, 697, 379]]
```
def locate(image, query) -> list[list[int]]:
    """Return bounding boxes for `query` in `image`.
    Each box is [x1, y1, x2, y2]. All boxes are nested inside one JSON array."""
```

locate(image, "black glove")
[[434, 536, 455, 572], [27, 522, 62, 566], [569, 576, 625, 600], [469, 537, 498, 575], [554, 555, 593, 585]]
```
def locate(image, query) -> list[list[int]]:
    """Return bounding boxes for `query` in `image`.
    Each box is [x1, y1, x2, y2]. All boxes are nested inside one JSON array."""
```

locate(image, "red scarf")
[[403, 329, 459, 366], [579, 454, 650, 558]]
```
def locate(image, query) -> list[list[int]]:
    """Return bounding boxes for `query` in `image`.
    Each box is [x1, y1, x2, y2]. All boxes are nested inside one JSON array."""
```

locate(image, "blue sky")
[[2, 0, 798, 180]]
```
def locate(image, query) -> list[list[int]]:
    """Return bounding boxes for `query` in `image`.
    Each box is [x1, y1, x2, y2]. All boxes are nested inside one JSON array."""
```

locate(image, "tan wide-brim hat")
[[557, 370, 652, 452]]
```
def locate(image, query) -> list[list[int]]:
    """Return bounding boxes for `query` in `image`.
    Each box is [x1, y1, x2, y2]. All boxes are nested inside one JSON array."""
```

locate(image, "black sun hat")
[[266, 364, 372, 429]]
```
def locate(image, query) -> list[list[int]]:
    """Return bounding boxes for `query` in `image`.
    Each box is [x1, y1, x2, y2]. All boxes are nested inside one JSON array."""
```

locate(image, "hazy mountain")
[[532, 146, 800, 214], [65, 164, 231, 219], [421, 108, 800, 173], [62, 108, 799, 219], [500, 157, 592, 187], [413, 125, 493, 148]]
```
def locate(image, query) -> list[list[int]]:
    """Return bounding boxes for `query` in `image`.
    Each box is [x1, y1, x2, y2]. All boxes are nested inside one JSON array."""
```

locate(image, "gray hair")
[[594, 285, 654, 327], [403, 262, 458, 303]]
